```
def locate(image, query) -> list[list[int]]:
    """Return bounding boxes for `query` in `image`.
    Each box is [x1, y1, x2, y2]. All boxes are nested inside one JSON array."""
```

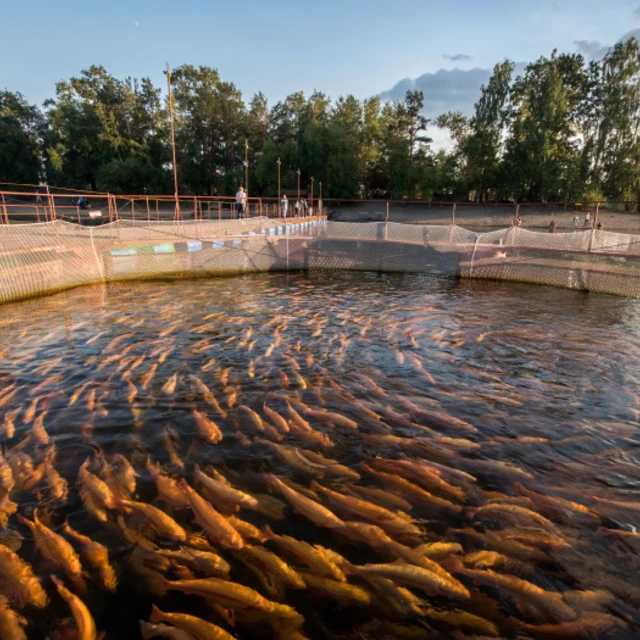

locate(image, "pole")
[[164, 63, 180, 220], [311, 177, 314, 217], [319, 181, 322, 217], [452, 202, 456, 226], [514, 204, 520, 227], [245, 139, 249, 197], [297, 169, 301, 216], [594, 201, 599, 230], [277, 157, 281, 204]]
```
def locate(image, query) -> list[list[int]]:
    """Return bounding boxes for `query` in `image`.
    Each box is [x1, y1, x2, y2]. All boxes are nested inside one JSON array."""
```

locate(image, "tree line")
[[1, 38, 640, 204]]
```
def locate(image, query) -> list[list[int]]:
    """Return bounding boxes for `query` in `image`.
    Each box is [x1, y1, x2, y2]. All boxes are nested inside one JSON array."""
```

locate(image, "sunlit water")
[[1, 272, 640, 639]]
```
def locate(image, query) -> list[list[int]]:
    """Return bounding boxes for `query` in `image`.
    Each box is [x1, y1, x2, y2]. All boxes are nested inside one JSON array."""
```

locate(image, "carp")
[[190, 408, 223, 443], [163, 577, 275, 612], [148, 605, 236, 640], [118, 500, 186, 542], [51, 575, 97, 640], [0, 544, 47, 608], [62, 522, 118, 592], [17, 512, 83, 580], [193, 465, 257, 510], [146, 458, 189, 508], [266, 475, 345, 529], [178, 480, 243, 549]]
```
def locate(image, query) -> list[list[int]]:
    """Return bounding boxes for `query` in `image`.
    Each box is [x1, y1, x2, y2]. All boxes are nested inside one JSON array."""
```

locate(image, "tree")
[[0, 91, 45, 186], [502, 52, 587, 202], [45, 66, 168, 192]]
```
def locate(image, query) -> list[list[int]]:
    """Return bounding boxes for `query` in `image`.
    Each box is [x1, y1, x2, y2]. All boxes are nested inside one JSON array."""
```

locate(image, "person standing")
[[281, 194, 288, 219], [236, 186, 247, 222], [584, 212, 590, 227]]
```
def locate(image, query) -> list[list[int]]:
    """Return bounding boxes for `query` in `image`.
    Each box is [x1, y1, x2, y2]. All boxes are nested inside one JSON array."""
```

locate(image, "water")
[[1, 272, 640, 639]]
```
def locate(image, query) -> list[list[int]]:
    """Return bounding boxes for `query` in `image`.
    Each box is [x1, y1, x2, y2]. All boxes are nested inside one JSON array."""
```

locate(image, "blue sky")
[[1, 0, 637, 117]]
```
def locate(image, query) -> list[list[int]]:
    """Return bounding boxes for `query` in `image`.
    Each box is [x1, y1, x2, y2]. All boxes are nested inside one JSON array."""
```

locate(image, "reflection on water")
[[0, 272, 640, 639]]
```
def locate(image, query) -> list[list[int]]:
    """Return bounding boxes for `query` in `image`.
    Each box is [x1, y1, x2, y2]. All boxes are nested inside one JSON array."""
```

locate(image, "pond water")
[[1, 272, 640, 639]]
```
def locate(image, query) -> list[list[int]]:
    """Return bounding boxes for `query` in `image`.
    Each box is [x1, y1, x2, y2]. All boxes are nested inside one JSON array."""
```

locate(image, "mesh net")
[[2, 219, 640, 305]]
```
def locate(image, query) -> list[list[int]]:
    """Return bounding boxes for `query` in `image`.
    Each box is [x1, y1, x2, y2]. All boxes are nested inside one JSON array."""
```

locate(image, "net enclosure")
[[1, 218, 640, 306]]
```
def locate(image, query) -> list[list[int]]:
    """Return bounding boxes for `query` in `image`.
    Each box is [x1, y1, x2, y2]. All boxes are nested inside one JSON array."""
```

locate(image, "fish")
[[146, 458, 189, 508], [17, 511, 83, 580], [298, 571, 371, 606], [112, 454, 138, 497], [0, 595, 28, 640], [239, 544, 306, 591], [190, 376, 227, 418], [62, 522, 118, 592], [161, 373, 178, 395], [351, 562, 470, 599], [148, 605, 236, 640], [509, 613, 625, 639], [78, 458, 117, 519], [140, 620, 200, 640], [163, 577, 275, 612], [445, 555, 576, 622], [51, 575, 97, 640], [152, 545, 230, 578], [266, 475, 345, 529], [303, 407, 358, 430], [0, 544, 48, 608], [263, 403, 290, 433], [177, 480, 243, 549], [190, 408, 223, 443], [263, 526, 347, 582], [118, 499, 187, 541], [193, 465, 258, 510], [237, 405, 265, 432]]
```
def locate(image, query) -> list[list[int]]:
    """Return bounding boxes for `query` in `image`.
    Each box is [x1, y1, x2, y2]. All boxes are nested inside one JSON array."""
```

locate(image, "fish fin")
[[149, 604, 164, 623]]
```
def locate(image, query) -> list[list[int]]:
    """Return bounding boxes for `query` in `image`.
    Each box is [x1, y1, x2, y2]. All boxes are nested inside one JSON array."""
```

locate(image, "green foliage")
[[0, 91, 45, 185], [4, 39, 640, 202]]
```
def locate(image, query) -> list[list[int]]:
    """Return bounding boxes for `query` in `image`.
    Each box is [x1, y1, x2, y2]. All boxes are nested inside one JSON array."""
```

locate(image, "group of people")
[[234, 187, 314, 221], [279, 195, 311, 218]]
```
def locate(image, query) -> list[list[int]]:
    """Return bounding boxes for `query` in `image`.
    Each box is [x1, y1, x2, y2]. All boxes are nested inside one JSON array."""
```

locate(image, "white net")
[[2, 219, 640, 305]]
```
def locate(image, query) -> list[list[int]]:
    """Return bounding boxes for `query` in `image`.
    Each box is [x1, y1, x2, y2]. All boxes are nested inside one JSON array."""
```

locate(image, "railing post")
[[451, 202, 456, 226], [46, 185, 56, 221], [1, 194, 8, 224], [594, 201, 599, 229], [146, 196, 151, 227]]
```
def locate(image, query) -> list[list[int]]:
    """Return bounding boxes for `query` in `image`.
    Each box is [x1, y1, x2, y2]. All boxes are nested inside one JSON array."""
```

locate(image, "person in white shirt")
[[235, 186, 247, 221], [281, 195, 288, 218]]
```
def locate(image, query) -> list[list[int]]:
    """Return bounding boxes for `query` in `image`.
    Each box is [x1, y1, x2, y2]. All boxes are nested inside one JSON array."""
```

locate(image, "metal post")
[[164, 63, 180, 220], [277, 157, 281, 204], [156, 199, 160, 221], [132, 199, 135, 221], [146, 196, 151, 226], [319, 181, 322, 218], [297, 169, 301, 217], [594, 201, 599, 229], [46, 185, 56, 221], [245, 139, 249, 196], [452, 202, 456, 226], [1, 194, 8, 224], [385, 201, 389, 240], [311, 177, 314, 217]]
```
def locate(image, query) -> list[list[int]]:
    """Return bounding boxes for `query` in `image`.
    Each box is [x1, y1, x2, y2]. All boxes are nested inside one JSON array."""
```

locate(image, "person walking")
[[235, 186, 247, 222], [584, 212, 590, 227], [281, 194, 288, 219]]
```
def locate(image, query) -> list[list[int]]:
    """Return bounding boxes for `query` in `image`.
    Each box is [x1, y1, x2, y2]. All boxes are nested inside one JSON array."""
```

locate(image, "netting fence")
[[2, 216, 640, 306]]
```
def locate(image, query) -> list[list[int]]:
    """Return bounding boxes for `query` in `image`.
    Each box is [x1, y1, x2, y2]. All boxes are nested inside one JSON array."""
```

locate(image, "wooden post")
[[131, 199, 135, 221], [146, 196, 151, 226], [451, 202, 456, 226], [514, 204, 520, 227], [594, 201, 599, 230]]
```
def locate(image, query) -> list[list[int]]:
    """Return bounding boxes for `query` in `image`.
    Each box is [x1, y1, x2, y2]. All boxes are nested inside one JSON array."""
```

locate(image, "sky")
[[2, 0, 639, 148]]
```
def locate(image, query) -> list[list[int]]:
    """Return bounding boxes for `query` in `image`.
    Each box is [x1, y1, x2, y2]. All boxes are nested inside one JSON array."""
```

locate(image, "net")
[[2, 219, 640, 306]]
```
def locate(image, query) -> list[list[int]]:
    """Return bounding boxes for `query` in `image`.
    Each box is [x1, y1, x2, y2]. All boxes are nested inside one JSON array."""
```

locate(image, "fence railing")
[[1, 186, 639, 230]]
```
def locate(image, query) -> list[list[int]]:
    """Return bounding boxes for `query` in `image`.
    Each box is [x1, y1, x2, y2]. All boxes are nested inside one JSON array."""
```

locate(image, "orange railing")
[[1, 185, 637, 229]]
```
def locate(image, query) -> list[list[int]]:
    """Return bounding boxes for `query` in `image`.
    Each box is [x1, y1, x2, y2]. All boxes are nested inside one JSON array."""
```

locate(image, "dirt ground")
[[327, 203, 640, 234]]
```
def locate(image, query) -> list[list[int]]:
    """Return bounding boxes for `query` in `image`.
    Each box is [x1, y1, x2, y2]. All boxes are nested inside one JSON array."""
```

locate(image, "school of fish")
[[0, 272, 638, 639]]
